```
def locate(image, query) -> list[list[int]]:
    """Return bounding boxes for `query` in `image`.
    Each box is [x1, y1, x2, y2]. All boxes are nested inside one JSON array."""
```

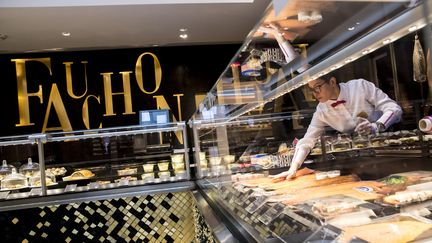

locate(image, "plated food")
[[63, 169, 94, 181], [46, 167, 67, 176]]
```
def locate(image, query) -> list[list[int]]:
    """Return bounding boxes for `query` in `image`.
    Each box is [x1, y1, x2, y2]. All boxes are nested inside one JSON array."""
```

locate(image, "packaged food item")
[[142, 163, 155, 173], [331, 134, 351, 151], [352, 134, 369, 149], [157, 161, 170, 171], [338, 214, 432, 243], [172, 163, 184, 171], [170, 154, 184, 163], [117, 167, 137, 176], [209, 157, 222, 166], [223, 155, 235, 164]]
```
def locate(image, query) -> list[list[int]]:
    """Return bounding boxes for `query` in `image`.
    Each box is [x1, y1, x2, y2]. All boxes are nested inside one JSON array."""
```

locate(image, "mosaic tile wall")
[[0, 192, 198, 243]]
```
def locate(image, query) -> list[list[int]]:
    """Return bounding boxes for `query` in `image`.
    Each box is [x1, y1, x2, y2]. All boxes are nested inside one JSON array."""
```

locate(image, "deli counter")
[[0, 123, 199, 242], [190, 0, 432, 242]]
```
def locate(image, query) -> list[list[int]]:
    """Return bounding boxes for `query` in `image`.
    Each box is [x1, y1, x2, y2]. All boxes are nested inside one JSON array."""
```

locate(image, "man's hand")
[[355, 117, 378, 134]]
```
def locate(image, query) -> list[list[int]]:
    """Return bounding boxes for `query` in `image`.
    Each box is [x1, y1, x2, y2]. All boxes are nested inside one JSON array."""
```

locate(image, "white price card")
[[64, 184, 77, 193], [141, 112, 151, 122]]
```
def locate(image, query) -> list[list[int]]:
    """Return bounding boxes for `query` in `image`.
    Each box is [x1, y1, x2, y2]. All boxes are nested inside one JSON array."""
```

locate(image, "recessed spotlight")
[[152, 44, 159, 47], [179, 33, 188, 39], [409, 25, 417, 32], [348, 26, 355, 31], [345, 58, 353, 63], [179, 28, 188, 32], [0, 33, 8, 41], [62, 32, 71, 37], [362, 50, 369, 55]]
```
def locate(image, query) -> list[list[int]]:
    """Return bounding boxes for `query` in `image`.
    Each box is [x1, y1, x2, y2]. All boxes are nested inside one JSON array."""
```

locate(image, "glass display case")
[[191, 0, 432, 242], [0, 122, 191, 208]]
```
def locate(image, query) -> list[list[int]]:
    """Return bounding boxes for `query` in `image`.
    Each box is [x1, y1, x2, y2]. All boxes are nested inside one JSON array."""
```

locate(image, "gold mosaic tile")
[[22, 239, 28, 243], [12, 217, 19, 224]]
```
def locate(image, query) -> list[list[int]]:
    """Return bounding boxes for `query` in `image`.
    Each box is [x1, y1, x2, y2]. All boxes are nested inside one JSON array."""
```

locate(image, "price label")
[[64, 184, 77, 193], [258, 203, 285, 225], [0, 191, 10, 200], [30, 188, 42, 197], [235, 190, 253, 205], [88, 182, 100, 190], [117, 179, 129, 187], [245, 195, 268, 214]]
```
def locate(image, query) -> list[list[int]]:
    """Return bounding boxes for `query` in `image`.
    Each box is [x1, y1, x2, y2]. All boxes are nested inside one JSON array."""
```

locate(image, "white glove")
[[354, 117, 378, 134]]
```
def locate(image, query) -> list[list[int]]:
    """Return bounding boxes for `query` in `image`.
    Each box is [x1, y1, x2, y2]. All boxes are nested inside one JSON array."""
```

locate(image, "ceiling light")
[[0, 33, 7, 41], [409, 25, 417, 32], [62, 32, 71, 37], [345, 58, 353, 63], [362, 50, 369, 55], [348, 26, 355, 31], [179, 34, 188, 39], [179, 28, 188, 32], [152, 44, 159, 47]]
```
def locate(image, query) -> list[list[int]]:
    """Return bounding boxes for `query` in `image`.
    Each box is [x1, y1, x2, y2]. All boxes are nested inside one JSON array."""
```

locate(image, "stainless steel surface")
[[0, 181, 194, 212], [193, 190, 239, 243], [182, 123, 191, 180], [37, 140, 47, 196]]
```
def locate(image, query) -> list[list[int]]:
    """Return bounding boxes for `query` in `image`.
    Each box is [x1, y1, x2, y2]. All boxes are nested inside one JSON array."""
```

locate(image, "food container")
[[223, 155, 235, 164], [29, 171, 56, 187], [46, 167, 67, 177], [19, 158, 39, 178], [331, 134, 352, 151], [209, 157, 222, 166], [199, 159, 208, 168], [199, 152, 206, 161], [352, 134, 370, 149], [159, 171, 171, 180], [141, 173, 154, 180], [172, 163, 184, 171], [117, 167, 138, 176], [157, 161, 170, 171], [0, 160, 15, 180], [142, 163, 155, 173], [170, 154, 184, 163], [1, 168, 28, 190], [327, 170, 341, 178], [315, 172, 328, 180]]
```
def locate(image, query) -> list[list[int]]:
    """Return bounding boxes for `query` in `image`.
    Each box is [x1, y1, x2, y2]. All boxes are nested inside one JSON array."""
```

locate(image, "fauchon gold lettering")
[[135, 52, 161, 94], [42, 84, 73, 133], [12, 58, 49, 127], [101, 71, 135, 116], [82, 95, 101, 129], [64, 61, 89, 99], [11, 52, 188, 133]]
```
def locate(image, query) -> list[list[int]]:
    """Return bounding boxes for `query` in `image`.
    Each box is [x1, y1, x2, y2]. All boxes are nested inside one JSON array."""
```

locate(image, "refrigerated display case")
[[0, 122, 192, 211], [190, 0, 432, 242]]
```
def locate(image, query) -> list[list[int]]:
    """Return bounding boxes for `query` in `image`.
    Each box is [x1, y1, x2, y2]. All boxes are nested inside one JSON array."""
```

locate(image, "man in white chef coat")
[[273, 76, 403, 180]]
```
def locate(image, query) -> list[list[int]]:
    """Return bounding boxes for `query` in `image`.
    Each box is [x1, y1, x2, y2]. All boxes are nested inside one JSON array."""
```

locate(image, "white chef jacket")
[[297, 78, 402, 150]]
